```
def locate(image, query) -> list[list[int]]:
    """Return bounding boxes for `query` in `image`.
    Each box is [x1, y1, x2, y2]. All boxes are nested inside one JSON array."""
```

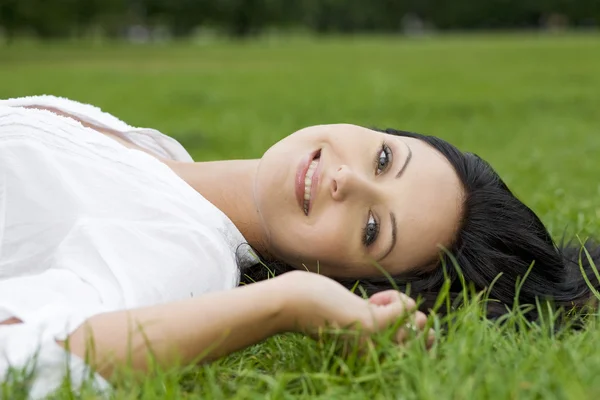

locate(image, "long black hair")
[[240, 128, 600, 319]]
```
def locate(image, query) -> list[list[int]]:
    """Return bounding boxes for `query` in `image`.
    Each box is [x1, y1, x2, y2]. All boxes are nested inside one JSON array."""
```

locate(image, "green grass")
[[1, 33, 600, 399]]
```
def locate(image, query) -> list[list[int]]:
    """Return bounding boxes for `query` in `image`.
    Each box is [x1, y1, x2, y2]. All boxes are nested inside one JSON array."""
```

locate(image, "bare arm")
[[62, 276, 288, 379], [60, 271, 429, 381]]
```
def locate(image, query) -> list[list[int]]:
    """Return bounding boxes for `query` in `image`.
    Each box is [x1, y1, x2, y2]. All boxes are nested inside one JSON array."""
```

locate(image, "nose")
[[330, 165, 364, 201]]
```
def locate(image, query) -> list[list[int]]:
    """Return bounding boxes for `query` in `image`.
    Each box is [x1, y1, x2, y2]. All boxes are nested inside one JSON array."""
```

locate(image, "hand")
[[276, 270, 433, 346]]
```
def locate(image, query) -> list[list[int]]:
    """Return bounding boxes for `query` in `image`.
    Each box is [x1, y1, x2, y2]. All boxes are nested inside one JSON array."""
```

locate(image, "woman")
[[0, 96, 597, 397]]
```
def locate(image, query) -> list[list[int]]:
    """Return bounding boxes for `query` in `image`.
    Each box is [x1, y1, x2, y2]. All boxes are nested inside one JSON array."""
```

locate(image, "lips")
[[295, 149, 321, 215]]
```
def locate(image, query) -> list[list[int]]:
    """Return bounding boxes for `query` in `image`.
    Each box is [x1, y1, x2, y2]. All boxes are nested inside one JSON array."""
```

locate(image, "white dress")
[[0, 96, 254, 398]]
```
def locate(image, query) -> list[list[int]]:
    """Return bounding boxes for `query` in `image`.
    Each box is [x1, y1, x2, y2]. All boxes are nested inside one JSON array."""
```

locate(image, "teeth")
[[303, 159, 319, 214]]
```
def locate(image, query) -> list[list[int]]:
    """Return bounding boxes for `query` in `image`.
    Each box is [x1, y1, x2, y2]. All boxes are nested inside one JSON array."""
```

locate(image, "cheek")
[[255, 131, 326, 215], [269, 213, 356, 267], [396, 202, 460, 269]]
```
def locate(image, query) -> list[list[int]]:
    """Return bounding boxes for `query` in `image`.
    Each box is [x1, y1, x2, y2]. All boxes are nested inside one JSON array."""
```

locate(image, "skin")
[[62, 271, 429, 377], [173, 124, 464, 278], [254, 124, 464, 277], [16, 110, 464, 277], [1, 107, 458, 379], [2, 270, 429, 377]]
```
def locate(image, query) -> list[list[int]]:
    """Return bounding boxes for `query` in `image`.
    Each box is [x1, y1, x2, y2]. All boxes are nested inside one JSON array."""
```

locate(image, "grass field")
[[1, 33, 600, 399]]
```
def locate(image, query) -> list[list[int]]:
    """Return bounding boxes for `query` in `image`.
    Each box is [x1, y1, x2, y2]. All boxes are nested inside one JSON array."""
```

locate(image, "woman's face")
[[254, 124, 463, 278]]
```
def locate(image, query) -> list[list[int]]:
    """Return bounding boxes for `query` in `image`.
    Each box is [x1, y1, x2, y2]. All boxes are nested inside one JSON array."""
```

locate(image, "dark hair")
[[240, 128, 600, 319]]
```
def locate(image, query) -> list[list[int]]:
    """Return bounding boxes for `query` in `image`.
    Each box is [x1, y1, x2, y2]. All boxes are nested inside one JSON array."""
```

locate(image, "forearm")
[[62, 277, 289, 379]]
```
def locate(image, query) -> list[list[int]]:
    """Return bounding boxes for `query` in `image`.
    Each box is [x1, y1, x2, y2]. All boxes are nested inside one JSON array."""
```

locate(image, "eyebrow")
[[395, 142, 413, 179], [379, 142, 412, 262], [379, 212, 397, 262]]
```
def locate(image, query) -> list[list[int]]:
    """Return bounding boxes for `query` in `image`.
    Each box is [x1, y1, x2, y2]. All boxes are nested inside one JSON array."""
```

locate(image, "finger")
[[370, 297, 418, 330], [394, 311, 428, 344], [393, 292, 418, 311], [395, 324, 412, 344], [414, 311, 428, 330], [425, 328, 436, 349], [368, 290, 396, 306], [369, 291, 416, 310]]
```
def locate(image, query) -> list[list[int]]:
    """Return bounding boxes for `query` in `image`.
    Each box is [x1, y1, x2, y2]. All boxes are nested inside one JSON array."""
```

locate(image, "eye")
[[362, 212, 379, 247], [375, 142, 393, 175]]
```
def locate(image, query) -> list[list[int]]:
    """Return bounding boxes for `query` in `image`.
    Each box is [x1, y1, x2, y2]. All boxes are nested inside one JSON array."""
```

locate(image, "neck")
[[170, 160, 269, 258]]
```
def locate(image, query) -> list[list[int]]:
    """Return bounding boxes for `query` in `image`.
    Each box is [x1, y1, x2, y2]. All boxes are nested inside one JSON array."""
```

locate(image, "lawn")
[[1, 32, 600, 399]]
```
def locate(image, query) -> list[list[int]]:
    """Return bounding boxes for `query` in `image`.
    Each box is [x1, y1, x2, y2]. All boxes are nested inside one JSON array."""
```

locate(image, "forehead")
[[381, 135, 464, 275]]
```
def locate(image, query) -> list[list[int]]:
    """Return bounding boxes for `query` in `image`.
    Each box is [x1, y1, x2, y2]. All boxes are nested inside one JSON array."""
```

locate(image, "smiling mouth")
[[303, 150, 321, 215]]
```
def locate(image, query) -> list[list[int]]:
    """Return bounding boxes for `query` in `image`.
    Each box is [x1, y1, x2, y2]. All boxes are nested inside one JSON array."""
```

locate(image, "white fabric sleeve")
[[0, 95, 194, 162], [0, 271, 111, 399], [0, 313, 111, 399]]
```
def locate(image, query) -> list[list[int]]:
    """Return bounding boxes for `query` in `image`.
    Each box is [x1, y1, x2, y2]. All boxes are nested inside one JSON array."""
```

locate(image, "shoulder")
[[0, 95, 132, 131], [1, 95, 194, 163]]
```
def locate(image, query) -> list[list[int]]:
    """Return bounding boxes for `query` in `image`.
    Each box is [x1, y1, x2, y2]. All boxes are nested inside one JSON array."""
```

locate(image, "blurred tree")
[[216, 0, 273, 37], [0, 0, 19, 42], [0, 0, 598, 40]]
